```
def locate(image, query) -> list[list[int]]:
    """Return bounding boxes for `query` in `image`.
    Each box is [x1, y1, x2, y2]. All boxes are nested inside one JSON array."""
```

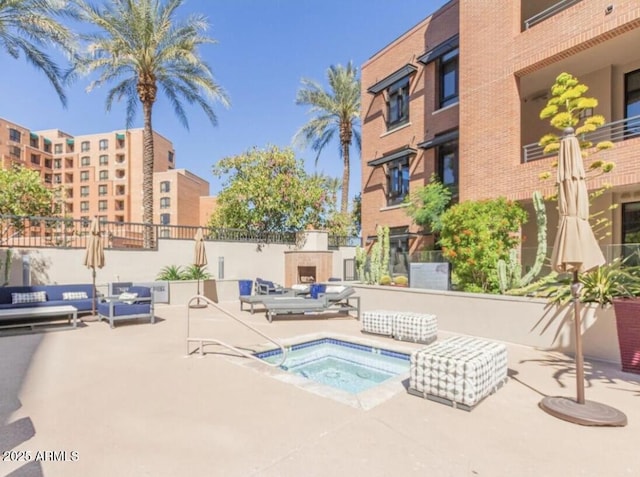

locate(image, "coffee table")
[[0, 305, 78, 331]]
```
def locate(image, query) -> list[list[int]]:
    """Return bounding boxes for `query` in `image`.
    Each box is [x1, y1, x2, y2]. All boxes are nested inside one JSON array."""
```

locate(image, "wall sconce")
[[605, 5, 614, 15], [218, 256, 224, 279]]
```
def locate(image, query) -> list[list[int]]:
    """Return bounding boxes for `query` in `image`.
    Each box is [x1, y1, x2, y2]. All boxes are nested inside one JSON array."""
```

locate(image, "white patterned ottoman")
[[408, 336, 508, 410], [392, 312, 438, 344], [361, 310, 394, 336]]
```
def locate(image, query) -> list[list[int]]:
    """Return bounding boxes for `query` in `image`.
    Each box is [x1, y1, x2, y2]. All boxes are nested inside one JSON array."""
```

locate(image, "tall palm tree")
[[294, 61, 361, 215], [0, 0, 76, 105], [71, 0, 229, 247]]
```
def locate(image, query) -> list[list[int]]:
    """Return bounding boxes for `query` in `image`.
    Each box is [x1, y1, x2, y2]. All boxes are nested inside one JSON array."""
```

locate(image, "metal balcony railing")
[[524, 0, 582, 30], [522, 115, 640, 162]]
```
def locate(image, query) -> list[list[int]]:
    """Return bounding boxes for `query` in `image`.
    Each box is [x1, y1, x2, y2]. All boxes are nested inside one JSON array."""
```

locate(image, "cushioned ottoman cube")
[[392, 312, 438, 344], [408, 337, 508, 410], [361, 310, 394, 336]]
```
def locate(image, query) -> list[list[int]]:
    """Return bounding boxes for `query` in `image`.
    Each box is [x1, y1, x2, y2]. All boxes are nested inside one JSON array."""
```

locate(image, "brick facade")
[[361, 0, 640, 252]]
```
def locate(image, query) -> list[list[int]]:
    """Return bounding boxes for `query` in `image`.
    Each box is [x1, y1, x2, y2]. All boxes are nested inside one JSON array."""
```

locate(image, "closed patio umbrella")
[[191, 228, 207, 308], [83, 217, 105, 317], [539, 127, 626, 426]]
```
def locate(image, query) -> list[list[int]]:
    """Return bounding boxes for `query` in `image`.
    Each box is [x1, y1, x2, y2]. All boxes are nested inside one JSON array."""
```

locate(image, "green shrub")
[[157, 265, 186, 281]]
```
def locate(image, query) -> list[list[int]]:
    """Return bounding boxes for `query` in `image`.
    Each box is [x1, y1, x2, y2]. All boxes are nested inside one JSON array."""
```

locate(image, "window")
[[387, 77, 410, 129], [80, 186, 89, 197], [160, 197, 170, 208], [623, 202, 640, 244], [98, 185, 108, 196], [115, 185, 125, 195], [625, 69, 640, 138], [31, 154, 41, 165], [115, 169, 125, 179], [9, 128, 21, 142], [30, 136, 38, 148], [168, 151, 174, 163], [54, 159, 62, 169], [439, 48, 459, 108], [44, 174, 52, 184], [54, 144, 63, 154], [160, 181, 170, 193], [80, 201, 89, 212], [160, 213, 170, 225], [99, 139, 108, 150], [81, 156, 91, 166], [44, 159, 52, 169], [99, 155, 108, 166], [438, 140, 459, 202], [9, 146, 20, 158], [116, 154, 125, 163], [98, 215, 107, 223], [43, 142, 51, 153], [387, 157, 410, 206], [81, 141, 90, 152], [98, 200, 108, 211], [80, 171, 90, 182], [389, 227, 410, 276], [54, 174, 62, 184], [99, 170, 108, 181]]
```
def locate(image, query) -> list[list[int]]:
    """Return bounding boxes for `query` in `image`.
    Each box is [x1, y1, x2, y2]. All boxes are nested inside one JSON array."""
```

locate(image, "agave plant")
[[183, 265, 211, 280], [531, 256, 640, 307], [156, 265, 186, 281]]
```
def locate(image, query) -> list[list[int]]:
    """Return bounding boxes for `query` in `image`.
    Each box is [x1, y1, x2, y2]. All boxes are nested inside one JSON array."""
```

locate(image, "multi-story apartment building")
[[361, 0, 640, 267], [0, 117, 212, 227]]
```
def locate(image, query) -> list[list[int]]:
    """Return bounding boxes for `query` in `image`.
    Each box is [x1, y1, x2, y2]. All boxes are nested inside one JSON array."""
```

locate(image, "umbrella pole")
[[571, 270, 585, 404], [92, 267, 97, 317]]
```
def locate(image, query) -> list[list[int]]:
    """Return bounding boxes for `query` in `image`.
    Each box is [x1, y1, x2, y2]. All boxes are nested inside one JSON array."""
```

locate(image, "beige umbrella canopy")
[[192, 228, 207, 307], [549, 129, 605, 274], [83, 217, 105, 317], [540, 128, 626, 426]]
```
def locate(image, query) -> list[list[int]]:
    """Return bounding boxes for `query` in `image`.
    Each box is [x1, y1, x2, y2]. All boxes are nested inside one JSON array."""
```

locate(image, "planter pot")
[[613, 298, 640, 374]]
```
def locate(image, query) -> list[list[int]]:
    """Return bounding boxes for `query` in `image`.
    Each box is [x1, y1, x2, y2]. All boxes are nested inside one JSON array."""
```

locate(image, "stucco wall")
[[352, 284, 620, 365]]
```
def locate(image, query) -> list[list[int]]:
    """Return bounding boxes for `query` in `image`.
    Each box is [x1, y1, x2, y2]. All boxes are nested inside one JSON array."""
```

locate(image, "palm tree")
[[0, 0, 76, 105], [294, 61, 361, 215], [71, 0, 229, 247]]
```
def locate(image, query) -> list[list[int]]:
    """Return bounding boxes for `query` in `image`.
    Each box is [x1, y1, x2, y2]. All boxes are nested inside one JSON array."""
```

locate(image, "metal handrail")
[[523, 114, 640, 162], [185, 295, 287, 367], [524, 0, 582, 29]]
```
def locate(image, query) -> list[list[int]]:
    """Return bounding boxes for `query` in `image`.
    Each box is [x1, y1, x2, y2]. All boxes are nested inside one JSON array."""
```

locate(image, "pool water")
[[255, 338, 410, 394]]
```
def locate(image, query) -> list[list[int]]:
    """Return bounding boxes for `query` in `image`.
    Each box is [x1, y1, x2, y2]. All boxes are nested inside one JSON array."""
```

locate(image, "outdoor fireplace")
[[284, 251, 333, 287], [298, 266, 316, 284]]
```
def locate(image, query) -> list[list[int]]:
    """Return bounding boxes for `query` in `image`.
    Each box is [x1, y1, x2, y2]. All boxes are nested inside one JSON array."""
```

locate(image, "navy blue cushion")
[[98, 302, 150, 317]]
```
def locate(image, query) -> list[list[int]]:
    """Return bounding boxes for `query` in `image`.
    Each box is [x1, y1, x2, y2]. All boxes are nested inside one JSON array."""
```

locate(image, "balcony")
[[522, 0, 582, 30], [523, 115, 640, 162]]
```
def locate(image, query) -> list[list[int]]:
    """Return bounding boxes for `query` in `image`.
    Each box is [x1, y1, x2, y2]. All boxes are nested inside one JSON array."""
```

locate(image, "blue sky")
[[0, 0, 448, 201]]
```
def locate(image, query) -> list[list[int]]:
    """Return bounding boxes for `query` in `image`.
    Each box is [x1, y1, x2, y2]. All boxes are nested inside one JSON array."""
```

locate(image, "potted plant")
[[530, 256, 640, 374]]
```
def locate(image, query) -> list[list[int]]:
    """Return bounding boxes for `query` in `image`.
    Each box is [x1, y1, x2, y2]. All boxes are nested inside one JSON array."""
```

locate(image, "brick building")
[[361, 0, 640, 267], [0, 117, 215, 227]]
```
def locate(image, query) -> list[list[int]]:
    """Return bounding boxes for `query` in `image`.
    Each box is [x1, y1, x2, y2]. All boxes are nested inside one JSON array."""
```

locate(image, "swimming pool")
[[255, 338, 410, 395]]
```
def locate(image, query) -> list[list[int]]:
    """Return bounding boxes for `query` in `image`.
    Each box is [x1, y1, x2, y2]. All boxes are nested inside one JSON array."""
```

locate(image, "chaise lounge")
[[262, 285, 360, 323]]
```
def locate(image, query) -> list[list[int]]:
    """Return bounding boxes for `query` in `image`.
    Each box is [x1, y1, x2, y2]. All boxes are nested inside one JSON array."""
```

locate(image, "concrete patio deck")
[[1, 301, 639, 477]]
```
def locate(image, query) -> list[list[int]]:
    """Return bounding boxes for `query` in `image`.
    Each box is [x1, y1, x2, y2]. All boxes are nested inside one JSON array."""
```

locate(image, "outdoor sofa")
[[0, 284, 96, 312]]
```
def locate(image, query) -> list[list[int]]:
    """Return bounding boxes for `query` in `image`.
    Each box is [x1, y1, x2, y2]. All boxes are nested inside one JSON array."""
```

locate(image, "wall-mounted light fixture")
[[605, 5, 614, 15]]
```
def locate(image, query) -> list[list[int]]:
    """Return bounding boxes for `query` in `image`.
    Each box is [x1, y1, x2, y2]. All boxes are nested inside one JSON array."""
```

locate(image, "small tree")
[[538, 72, 616, 238], [0, 166, 61, 243], [439, 198, 527, 293], [209, 146, 331, 234], [404, 174, 452, 233]]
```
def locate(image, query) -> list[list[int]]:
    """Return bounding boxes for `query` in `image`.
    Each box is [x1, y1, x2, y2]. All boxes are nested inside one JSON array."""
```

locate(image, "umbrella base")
[[539, 396, 627, 426], [81, 314, 99, 323], [188, 303, 207, 309]]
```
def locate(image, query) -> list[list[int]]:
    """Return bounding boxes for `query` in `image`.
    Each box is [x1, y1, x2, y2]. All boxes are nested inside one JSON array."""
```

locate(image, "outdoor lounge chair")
[[97, 286, 155, 328], [263, 285, 360, 322], [255, 277, 287, 295]]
